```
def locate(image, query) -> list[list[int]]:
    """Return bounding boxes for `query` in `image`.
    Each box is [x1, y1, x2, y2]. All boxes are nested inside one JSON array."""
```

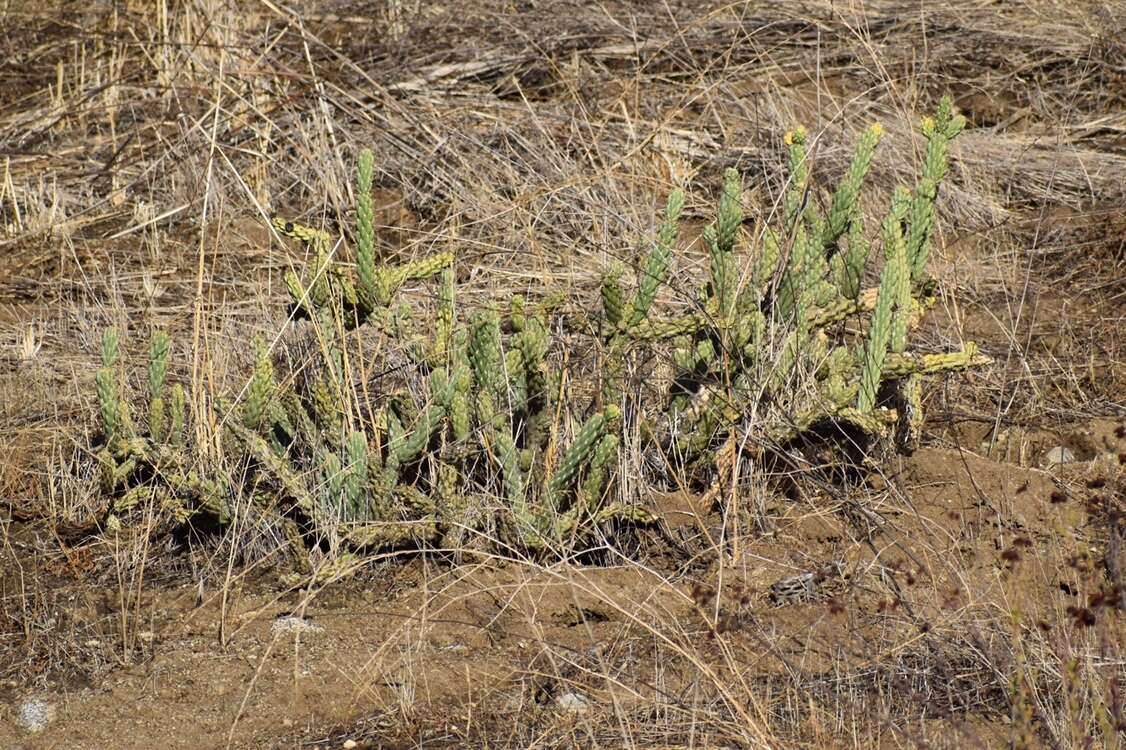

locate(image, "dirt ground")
[[2, 1, 1124, 748]]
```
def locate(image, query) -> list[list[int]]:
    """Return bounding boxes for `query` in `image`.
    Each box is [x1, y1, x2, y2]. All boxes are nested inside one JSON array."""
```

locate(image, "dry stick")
[[189, 43, 241, 658]]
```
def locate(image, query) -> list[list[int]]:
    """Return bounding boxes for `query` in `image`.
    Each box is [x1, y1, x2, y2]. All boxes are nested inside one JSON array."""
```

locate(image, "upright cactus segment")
[[394, 395, 443, 464], [469, 310, 505, 406], [706, 168, 743, 324], [748, 228, 781, 305], [783, 127, 810, 232], [601, 263, 626, 330], [834, 213, 870, 300], [319, 450, 345, 514], [354, 149, 378, 310], [428, 267, 456, 366], [344, 431, 369, 520], [599, 190, 686, 403], [242, 337, 274, 431], [628, 189, 684, 328], [495, 429, 529, 531], [148, 331, 171, 442], [823, 123, 882, 249], [579, 433, 619, 508], [548, 407, 620, 509], [907, 97, 966, 284], [448, 333, 472, 442], [858, 188, 910, 413]]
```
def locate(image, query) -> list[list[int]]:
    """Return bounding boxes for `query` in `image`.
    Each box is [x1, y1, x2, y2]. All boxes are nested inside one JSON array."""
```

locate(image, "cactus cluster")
[[601, 97, 981, 483], [93, 327, 222, 529], [94, 149, 639, 562], [86, 100, 987, 568]]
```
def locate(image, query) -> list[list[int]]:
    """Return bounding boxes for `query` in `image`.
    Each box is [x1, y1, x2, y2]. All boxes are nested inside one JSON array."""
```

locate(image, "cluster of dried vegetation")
[[1, 1, 1124, 748]]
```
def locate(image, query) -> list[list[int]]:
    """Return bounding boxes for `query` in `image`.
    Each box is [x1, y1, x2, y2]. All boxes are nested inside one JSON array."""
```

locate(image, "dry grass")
[[1, 1, 1124, 748]]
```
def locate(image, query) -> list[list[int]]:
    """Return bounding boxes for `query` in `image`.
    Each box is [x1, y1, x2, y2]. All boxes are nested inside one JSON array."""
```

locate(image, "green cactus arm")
[[671, 336, 696, 373], [469, 310, 505, 400], [425, 267, 456, 366], [117, 398, 138, 446], [447, 354, 472, 442], [907, 97, 966, 283], [579, 433, 620, 509], [783, 127, 809, 232], [628, 189, 684, 327], [879, 342, 990, 379], [310, 373, 342, 443], [381, 412, 404, 489], [279, 390, 317, 452], [387, 251, 454, 293], [890, 205, 912, 355], [148, 398, 166, 444], [716, 167, 743, 254], [601, 263, 626, 330], [547, 406, 619, 508], [100, 327, 119, 368], [394, 400, 444, 464], [858, 188, 910, 413], [319, 450, 344, 515], [745, 227, 781, 310], [734, 310, 766, 360], [148, 332, 170, 401], [516, 316, 549, 387], [705, 224, 737, 324], [308, 244, 334, 309], [343, 515, 441, 550], [343, 432, 369, 520], [284, 270, 312, 316], [629, 313, 707, 341], [493, 428, 527, 513], [169, 383, 186, 447], [509, 294, 526, 332], [775, 221, 812, 322], [824, 123, 882, 249], [762, 401, 898, 446], [834, 214, 870, 300], [242, 337, 275, 430]]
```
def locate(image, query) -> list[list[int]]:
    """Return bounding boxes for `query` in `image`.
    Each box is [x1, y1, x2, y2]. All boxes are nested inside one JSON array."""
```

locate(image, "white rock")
[[271, 615, 323, 635], [555, 691, 591, 713], [1044, 446, 1076, 466], [17, 698, 55, 733]]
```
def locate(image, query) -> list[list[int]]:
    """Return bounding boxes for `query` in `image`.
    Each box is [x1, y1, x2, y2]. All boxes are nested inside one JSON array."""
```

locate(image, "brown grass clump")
[[1, 1, 1124, 748]]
